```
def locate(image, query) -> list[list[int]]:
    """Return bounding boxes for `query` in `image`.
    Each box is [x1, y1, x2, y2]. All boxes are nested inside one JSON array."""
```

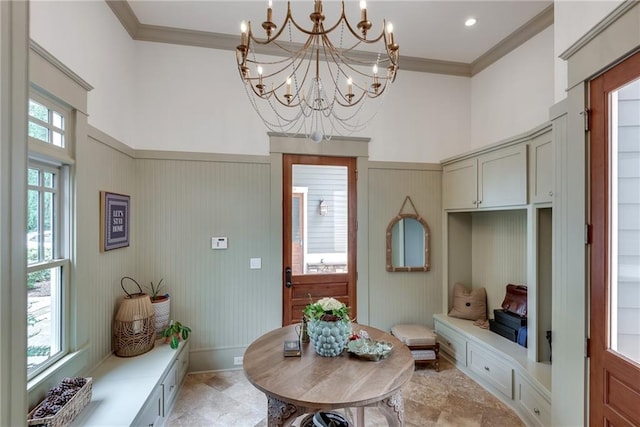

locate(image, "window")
[[28, 96, 66, 147], [27, 95, 71, 379]]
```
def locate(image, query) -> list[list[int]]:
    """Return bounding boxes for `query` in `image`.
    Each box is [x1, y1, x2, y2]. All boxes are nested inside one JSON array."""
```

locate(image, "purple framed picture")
[[100, 191, 130, 251]]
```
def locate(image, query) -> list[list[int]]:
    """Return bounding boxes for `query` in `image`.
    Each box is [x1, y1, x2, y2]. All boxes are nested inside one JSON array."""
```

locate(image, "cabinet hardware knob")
[[484, 366, 490, 371], [534, 408, 540, 415], [478, 200, 482, 204], [548, 191, 553, 196]]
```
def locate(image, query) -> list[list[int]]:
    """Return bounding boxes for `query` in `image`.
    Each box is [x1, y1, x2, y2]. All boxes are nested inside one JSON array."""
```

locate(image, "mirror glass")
[[386, 214, 430, 272]]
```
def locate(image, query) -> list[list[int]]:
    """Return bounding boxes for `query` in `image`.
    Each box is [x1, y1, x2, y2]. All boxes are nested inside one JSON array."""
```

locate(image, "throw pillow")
[[448, 283, 487, 321]]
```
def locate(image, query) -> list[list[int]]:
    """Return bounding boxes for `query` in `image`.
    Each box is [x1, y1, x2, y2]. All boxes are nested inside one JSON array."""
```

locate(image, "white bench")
[[434, 314, 551, 427], [70, 339, 189, 426]]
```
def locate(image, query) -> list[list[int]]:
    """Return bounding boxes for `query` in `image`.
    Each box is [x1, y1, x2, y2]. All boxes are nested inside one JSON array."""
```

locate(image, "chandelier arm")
[[245, 2, 295, 47], [341, 17, 387, 45], [318, 37, 384, 102]]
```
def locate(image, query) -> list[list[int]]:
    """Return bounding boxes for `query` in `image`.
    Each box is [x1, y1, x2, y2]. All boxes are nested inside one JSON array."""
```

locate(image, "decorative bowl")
[[347, 338, 393, 361]]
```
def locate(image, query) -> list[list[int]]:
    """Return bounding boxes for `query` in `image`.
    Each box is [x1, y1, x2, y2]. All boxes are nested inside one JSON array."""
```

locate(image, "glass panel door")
[[610, 77, 640, 364], [291, 164, 349, 275]]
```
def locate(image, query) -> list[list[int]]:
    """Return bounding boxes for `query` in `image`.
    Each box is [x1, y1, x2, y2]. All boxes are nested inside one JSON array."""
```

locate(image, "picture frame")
[[100, 191, 130, 251]]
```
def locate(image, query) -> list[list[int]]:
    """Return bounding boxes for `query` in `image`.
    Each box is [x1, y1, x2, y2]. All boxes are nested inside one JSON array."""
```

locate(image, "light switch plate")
[[250, 258, 262, 269]]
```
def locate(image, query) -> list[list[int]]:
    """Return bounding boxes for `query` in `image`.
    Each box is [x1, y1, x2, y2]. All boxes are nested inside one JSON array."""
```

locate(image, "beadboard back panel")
[[471, 210, 528, 314], [134, 157, 280, 369], [76, 130, 137, 369], [367, 163, 443, 330]]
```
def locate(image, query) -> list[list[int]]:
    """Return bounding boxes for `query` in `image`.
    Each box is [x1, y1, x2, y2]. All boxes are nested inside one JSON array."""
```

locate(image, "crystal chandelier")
[[236, 0, 399, 143]]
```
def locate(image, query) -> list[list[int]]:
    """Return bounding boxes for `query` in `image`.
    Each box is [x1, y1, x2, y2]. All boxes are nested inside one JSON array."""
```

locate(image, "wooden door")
[[589, 50, 640, 426], [282, 155, 357, 326]]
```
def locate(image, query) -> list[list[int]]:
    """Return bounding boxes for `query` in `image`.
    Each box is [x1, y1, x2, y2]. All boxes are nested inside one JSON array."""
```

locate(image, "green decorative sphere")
[[307, 319, 352, 357]]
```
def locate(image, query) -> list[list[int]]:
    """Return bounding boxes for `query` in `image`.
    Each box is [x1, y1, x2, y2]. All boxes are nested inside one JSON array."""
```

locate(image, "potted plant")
[[303, 297, 352, 357], [162, 320, 191, 349], [145, 278, 171, 334]]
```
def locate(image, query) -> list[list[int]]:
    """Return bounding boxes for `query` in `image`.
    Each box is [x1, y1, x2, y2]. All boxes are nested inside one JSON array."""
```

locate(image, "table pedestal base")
[[266, 392, 405, 427]]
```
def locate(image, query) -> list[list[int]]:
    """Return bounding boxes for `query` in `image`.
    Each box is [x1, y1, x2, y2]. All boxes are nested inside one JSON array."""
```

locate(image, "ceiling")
[[116, 0, 553, 74]]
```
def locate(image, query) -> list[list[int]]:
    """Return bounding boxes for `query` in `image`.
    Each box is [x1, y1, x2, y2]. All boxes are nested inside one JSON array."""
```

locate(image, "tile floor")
[[167, 358, 525, 427]]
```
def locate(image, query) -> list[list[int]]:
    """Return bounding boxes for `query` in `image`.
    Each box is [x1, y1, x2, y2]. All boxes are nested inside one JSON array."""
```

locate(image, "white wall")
[[365, 70, 471, 162], [470, 26, 554, 149], [30, 0, 137, 147], [133, 42, 471, 162], [554, 0, 624, 101]]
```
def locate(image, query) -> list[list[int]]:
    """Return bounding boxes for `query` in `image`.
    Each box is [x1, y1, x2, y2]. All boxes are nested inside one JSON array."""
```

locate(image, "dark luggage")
[[494, 309, 527, 330], [489, 319, 518, 342]]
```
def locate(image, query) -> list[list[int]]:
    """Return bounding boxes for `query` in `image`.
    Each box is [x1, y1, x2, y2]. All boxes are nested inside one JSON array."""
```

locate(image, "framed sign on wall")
[[100, 191, 130, 251]]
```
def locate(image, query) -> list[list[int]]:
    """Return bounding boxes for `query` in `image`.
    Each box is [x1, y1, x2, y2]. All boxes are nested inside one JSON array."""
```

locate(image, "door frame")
[[269, 135, 370, 324], [588, 50, 640, 426], [282, 154, 358, 326]]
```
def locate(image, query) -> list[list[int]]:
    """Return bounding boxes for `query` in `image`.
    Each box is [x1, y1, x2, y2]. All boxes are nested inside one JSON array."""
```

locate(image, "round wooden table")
[[243, 324, 414, 427]]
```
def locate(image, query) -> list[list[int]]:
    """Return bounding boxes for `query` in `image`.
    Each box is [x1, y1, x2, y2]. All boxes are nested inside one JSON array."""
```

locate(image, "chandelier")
[[236, 0, 399, 143]]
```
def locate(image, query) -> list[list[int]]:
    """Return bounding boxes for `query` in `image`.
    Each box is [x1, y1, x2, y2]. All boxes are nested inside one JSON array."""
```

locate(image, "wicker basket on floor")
[[113, 277, 156, 357], [27, 377, 93, 427]]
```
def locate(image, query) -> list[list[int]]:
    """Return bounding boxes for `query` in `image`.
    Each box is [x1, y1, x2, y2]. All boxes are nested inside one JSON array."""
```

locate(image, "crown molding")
[[471, 4, 554, 75], [106, 0, 552, 78], [105, 0, 139, 39], [559, 0, 638, 60]]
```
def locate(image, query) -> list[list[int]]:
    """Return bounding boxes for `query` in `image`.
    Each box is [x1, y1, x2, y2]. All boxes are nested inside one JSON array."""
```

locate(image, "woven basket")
[[113, 277, 156, 357], [27, 377, 93, 427]]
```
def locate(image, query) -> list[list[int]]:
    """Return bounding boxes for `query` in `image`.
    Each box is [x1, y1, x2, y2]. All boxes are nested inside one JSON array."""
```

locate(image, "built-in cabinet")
[[133, 340, 190, 426], [443, 144, 527, 210], [529, 133, 553, 204], [71, 339, 190, 427], [438, 123, 553, 426]]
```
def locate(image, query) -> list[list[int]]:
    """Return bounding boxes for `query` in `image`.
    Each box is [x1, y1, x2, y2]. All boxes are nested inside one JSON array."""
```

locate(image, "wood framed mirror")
[[386, 197, 430, 272]]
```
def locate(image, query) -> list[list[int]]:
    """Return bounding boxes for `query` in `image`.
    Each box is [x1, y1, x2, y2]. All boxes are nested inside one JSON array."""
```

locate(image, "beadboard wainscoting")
[[74, 129, 450, 373], [367, 162, 443, 329], [134, 156, 279, 372], [470, 210, 528, 312], [76, 128, 138, 373]]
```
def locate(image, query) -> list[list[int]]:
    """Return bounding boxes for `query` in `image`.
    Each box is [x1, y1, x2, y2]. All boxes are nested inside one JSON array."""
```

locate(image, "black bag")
[[489, 319, 518, 342], [494, 309, 527, 330]]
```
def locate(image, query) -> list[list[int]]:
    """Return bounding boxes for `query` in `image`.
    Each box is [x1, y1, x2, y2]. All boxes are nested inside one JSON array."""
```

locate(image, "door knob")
[[285, 267, 292, 288]]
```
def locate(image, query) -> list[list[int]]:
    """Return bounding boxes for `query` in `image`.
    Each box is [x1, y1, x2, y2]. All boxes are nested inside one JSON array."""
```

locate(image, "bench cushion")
[[391, 324, 437, 346]]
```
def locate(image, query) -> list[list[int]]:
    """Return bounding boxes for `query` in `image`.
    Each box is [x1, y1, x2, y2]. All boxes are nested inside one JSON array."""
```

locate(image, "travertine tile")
[[168, 363, 524, 427]]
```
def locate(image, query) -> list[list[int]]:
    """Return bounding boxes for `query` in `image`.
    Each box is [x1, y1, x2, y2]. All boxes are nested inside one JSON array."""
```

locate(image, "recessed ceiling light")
[[465, 17, 477, 27]]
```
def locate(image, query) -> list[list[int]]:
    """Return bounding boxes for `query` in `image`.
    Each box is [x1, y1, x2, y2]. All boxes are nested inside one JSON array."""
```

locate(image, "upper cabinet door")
[[478, 145, 528, 208], [443, 158, 478, 210], [529, 133, 553, 204]]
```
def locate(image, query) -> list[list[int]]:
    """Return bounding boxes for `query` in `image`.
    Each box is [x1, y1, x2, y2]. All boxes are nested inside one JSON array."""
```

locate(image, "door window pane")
[[610, 77, 640, 364], [292, 165, 348, 274]]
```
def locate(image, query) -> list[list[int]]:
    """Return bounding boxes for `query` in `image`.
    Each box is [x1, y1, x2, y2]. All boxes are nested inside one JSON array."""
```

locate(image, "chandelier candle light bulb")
[[240, 21, 247, 45]]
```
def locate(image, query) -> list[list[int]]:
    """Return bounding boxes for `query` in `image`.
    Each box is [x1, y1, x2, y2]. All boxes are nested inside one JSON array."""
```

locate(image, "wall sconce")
[[319, 199, 329, 216]]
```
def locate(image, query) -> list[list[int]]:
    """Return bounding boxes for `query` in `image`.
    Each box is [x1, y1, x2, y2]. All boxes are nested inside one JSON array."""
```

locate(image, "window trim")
[[26, 108, 72, 380]]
